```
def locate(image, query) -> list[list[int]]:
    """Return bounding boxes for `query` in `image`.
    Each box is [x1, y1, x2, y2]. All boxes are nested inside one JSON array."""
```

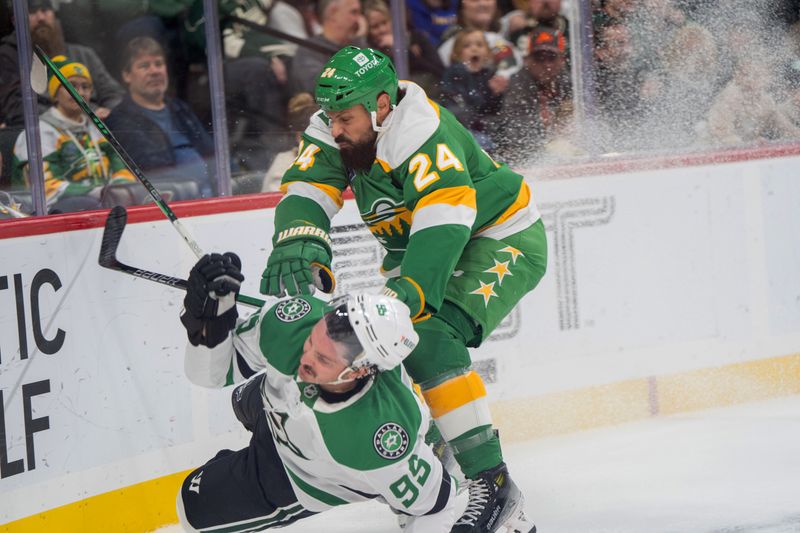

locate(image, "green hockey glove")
[[261, 223, 335, 296], [382, 276, 425, 320]]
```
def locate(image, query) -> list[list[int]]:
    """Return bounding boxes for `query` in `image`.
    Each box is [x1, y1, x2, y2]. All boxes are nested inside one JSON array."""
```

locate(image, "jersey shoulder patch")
[[316, 369, 422, 471], [260, 296, 326, 375]]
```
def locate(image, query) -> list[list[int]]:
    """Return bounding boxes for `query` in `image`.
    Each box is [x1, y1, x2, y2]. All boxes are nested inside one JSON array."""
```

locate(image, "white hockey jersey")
[[185, 295, 457, 531]]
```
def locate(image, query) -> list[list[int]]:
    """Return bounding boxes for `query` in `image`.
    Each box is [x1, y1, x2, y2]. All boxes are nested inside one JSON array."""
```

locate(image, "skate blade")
[[496, 491, 536, 533]]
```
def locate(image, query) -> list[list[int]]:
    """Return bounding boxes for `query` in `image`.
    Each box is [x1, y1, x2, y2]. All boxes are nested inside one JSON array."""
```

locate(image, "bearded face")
[[336, 129, 378, 173], [29, 10, 65, 56]]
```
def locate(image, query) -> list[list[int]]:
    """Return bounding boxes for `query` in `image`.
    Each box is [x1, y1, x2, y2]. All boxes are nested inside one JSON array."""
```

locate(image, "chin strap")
[[371, 105, 396, 134], [323, 364, 377, 386]]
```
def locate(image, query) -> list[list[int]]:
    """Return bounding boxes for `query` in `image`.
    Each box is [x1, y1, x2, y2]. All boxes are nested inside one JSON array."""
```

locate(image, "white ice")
[[156, 395, 800, 533]]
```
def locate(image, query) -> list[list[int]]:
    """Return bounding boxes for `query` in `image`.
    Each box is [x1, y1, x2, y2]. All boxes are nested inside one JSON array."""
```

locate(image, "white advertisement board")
[[1, 153, 799, 527]]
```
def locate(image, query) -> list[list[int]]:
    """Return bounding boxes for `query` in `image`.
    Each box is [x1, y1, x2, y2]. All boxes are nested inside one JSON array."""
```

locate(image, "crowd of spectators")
[[2, 0, 800, 215]]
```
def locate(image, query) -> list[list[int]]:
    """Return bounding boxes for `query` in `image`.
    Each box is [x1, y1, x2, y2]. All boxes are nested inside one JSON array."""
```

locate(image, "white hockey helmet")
[[325, 293, 418, 373]]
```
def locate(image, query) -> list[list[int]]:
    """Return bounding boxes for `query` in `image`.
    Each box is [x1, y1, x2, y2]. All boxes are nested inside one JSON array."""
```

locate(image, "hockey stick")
[[99, 206, 265, 309], [32, 46, 205, 259]]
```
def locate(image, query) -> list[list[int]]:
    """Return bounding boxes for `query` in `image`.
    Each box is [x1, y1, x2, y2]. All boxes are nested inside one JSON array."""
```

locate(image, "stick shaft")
[[105, 259, 265, 308], [34, 46, 205, 259]]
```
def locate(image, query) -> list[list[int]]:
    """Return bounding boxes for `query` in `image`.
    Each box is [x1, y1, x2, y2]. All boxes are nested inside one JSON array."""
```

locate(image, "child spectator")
[[11, 56, 134, 213], [0, 0, 124, 128], [439, 29, 507, 149], [27, 0, 124, 118], [363, 0, 444, 95], [438, 0, 522, 76]]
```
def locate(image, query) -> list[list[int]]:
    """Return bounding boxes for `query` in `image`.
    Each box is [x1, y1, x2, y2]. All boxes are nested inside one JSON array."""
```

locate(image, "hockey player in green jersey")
[[260, 46, 546, 532], [178, 253, 458, 532]]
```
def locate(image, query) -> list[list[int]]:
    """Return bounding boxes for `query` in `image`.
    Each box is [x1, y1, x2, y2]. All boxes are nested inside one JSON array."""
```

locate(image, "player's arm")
[[261, 114, 349, 297], [384, 139, 475, 320], [181, 252, 275, 388]]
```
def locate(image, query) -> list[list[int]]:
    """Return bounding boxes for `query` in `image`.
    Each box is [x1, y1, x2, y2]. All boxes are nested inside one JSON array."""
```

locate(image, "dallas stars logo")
[[275, 298, 312, 322], [373, 422, 410, 459]]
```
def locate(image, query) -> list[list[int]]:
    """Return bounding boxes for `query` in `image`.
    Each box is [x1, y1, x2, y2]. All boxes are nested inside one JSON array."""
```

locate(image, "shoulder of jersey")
[[260, 295, 326, 375], [305, 110, 339, 150], [316, 369, 422, 471], [376, 81, 443, 171]]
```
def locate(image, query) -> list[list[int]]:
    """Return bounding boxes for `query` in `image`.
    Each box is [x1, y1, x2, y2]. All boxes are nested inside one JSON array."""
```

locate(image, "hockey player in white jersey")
[[176, 252, 458, 532]]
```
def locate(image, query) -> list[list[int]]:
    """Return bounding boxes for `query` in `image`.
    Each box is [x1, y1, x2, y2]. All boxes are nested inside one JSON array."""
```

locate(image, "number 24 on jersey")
[[409, 144, 463, 192]]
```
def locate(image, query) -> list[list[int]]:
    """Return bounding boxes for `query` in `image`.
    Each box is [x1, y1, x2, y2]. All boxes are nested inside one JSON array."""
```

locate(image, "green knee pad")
[[404, 315, 472, 384]]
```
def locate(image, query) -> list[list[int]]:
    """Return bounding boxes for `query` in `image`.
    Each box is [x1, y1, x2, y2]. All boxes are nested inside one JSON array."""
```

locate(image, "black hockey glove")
[[180, 252, 244, 348]]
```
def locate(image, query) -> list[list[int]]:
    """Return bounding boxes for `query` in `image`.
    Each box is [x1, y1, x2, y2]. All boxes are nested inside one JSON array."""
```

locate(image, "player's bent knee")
[[177, 481, 200, 532], [405, 318, 471, 382]]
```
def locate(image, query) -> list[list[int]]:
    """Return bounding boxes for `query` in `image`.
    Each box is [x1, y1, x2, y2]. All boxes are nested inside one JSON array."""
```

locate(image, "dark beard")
[[31, 20, 66, 56], [337, 132, 377, 174]]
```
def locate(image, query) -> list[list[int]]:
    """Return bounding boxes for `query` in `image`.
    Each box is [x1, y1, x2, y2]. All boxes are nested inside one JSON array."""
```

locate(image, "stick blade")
[[30, 52, 48, 95], [99, 205, 128, 268]]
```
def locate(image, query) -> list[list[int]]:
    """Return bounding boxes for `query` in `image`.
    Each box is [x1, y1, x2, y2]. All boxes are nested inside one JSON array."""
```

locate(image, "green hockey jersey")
[[184, 295, 456, 520], [12, 107, 134, 204], [273, 81, 541, 314]]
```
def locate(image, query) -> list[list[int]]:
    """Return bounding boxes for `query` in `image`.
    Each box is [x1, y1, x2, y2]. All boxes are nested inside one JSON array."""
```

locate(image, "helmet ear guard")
[[323, 293, 418, 379]]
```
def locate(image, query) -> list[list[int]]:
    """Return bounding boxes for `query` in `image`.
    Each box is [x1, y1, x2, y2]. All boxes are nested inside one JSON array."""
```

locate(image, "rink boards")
[[1, 148, 799, 531]]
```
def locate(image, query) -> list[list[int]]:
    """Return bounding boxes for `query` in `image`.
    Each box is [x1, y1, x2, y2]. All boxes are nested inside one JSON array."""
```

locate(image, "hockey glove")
[[382, 276, 425, 320], [181, 252, 244, 348], [260, 222, 335, 296]]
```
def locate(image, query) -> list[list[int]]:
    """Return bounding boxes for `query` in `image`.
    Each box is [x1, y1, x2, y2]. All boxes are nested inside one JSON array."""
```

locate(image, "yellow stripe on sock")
[[422, 371, 487, 418]]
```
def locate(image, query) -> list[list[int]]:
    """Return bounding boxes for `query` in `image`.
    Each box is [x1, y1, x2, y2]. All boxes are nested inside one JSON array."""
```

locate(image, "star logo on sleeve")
[[484, 259, 513, 286], [498, 246, 524, 264], [470, 280, 498, 306]]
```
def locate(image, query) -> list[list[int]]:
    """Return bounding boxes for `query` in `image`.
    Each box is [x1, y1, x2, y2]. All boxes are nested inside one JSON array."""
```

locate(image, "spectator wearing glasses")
[[11, 56, 134, 213]]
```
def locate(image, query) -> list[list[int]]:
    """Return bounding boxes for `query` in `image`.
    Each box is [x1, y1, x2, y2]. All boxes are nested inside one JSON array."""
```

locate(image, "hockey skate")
[[451, 463, 536, 533]]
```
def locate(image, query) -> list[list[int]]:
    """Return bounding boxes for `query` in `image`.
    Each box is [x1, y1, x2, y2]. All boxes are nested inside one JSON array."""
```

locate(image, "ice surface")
[[154, 395, 800, 532]]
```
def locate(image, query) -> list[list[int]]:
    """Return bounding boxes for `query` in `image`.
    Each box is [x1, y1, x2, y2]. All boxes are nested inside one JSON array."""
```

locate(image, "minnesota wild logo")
[[361, 198, 412, 251], [275, 298, 312, 322], [373, 422, 410, 459]]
